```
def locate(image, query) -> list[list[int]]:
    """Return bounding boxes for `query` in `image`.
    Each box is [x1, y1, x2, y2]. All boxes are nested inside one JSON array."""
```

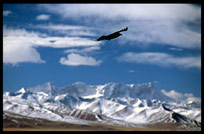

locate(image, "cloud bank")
[[39, 4, 201, 49], [31, 23, 96, 36], [117, 52, 201, 69]]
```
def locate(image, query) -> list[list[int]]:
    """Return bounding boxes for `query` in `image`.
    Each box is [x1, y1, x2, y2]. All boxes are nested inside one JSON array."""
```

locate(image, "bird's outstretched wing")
[[97, 27, 128, 41]]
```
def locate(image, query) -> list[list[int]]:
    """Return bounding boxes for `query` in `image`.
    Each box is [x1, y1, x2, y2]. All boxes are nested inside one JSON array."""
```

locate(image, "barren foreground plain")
[[4, 113, 196, 131]]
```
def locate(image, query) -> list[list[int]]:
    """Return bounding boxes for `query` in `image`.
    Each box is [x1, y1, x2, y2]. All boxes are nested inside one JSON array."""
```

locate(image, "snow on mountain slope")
[[3, 95, 101, 124], [3, 82, 201, 129]]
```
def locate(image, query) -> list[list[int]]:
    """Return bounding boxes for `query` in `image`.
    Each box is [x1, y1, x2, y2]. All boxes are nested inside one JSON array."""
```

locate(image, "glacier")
[[3, 82, 201, 130]]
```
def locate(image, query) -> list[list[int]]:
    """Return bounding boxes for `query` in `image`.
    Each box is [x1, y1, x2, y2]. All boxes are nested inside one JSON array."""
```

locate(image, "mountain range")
[[3, 82, 201, 131]]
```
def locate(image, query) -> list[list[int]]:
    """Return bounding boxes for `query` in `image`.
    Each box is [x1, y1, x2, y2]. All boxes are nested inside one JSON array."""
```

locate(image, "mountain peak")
[[26, 82, 57, 95], [15, 88, 26, 94]]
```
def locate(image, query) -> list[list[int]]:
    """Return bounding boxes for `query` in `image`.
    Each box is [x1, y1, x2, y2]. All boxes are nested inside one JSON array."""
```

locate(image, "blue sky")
[[3, 4, 201, 101]]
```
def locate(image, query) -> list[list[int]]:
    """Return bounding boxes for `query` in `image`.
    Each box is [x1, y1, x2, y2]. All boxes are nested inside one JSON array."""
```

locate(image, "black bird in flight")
[[97, 27, 128, 41]]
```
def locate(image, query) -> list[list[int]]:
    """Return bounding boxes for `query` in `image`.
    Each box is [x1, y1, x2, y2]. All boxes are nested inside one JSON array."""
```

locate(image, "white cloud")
[[3, 42, 45, 65], [36, 14, 50, 20], [30, 23, 96, 36], [161, 89, 183, 101], [161, 89, 201, 105], [3, 26, 101, 65], [3, 10, 13, 16], [35, 36, 100, 48], [64, 46, 100, 54], [60, 53, 102, 66], [117, 52, 201, 69], [39, 4, 200, 22], [3, 27, 45, 65], [39, 4, 201, 49]]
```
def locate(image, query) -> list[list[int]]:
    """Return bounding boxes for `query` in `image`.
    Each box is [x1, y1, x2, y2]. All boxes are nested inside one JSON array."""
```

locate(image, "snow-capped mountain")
[[3, 82, 201, 130]]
